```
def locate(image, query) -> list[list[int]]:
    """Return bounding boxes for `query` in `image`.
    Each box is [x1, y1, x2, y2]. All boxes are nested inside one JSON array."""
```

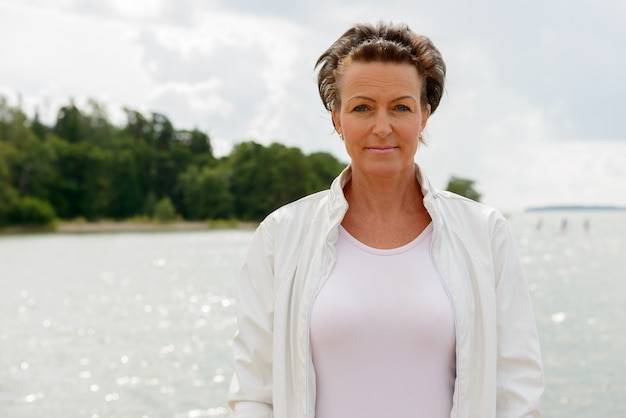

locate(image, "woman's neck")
[[340, 165, 431, 249], [344, 166, 424, 218]]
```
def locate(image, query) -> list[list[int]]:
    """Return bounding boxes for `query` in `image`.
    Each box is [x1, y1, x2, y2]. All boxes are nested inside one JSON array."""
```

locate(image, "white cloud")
[[415, 34, 626, 211], [1, 0, 625, 211], [110, 0, 163, 19], [147, 79, 233, 123]]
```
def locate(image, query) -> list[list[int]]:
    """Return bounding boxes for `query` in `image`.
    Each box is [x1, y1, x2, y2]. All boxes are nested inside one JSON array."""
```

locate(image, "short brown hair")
[[315, 22, 446, 114]]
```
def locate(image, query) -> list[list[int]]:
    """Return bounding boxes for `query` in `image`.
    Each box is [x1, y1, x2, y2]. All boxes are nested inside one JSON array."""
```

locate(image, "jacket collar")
[[327, 163, 441, 229], [327, 165, 351, 225], [415, 163, 437, 200], [329, 163, 437, 208]]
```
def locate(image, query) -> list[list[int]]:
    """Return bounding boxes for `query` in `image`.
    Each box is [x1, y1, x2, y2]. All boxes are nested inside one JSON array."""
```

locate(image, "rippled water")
[[509, 211, 626, 417], [0, 230, 251, 418], [1, 211, 625, 417]]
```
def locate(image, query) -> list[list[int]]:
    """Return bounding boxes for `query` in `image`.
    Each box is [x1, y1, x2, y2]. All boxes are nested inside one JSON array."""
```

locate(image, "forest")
[[0, 97, 346, 228], [0, 96, 482, 229]]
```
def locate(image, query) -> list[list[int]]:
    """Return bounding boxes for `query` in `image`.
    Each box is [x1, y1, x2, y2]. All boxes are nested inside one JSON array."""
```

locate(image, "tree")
[[0, 95, 351, 226], [151, 140, 192, 212], [177, 165, 233, 220], [53, 100, 84, 143], [229, 141, 317, 221], [123, 108, 152, 143], [30, 111, 47, 140], [307, 152, 346, 190], [82, 99, 115, 146], [228, 141, 274, 220], [445, 176, 482, 202], [50, 140, 113, 220], [0, 99, 58, 224], [153, 196, 179, 223], [108, 149, 142, 219], [5, 129, 57, 200], [0, 142, 18, 227], [8, 196, 56, 227], [177, 129, 214, 157], [0, 96, 31, 144], [151, 112, 175, 151]]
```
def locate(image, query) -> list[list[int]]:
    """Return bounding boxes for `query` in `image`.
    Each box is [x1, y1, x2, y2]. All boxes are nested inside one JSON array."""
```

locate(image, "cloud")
[[1, 0, 625, 210], [147, 79, 232, 120], [129, 11, 312, 149]]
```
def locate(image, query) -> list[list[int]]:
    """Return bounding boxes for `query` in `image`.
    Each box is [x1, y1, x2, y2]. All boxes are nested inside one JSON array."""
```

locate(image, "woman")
[[228, 21, 544, 418]]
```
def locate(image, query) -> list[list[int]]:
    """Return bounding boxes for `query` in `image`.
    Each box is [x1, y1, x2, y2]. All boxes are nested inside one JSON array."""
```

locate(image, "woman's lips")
[[366, 146, 396, 154]]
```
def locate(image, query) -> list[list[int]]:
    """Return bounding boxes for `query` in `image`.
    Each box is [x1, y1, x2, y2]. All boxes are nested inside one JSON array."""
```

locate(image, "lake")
[[1, 211, 625, 417]]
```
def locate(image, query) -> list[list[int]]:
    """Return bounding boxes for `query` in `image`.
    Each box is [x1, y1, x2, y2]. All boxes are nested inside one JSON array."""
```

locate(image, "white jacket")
[[228, 164, 544, 418]]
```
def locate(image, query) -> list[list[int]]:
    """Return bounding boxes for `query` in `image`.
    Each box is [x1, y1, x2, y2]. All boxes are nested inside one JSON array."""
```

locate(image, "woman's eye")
[[352, 105, 368, 112], [395, 104, 411, 112]]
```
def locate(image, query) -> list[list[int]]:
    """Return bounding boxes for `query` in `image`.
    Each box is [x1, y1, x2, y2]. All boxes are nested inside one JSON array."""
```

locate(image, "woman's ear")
[[421, 104, 431, 130], [332, 107, 342, 138]]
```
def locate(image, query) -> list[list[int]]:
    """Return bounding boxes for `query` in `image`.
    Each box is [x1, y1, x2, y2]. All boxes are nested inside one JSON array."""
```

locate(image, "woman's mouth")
[[366, 146, 396, 154]]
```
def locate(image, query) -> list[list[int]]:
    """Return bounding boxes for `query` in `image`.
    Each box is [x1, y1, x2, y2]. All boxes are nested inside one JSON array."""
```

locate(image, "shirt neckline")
[[338, 222, 433, 256]]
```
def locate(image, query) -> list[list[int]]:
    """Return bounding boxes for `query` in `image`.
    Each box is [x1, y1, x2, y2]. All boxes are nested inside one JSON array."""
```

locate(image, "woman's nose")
[[372, 110, 392, 138]]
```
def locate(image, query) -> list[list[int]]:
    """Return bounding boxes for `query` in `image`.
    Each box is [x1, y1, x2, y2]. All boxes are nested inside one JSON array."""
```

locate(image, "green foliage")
[[178, 129, 213, 157], [0, 97, 31, 144], [0, 142, 17, 227], [0, 184, 18, 228], [54, 101, 84, 143], [227, 141, 346, 220], [228, 141, 316, 220], [446, 176, 482, 202], [153, 197, 179, 223], [8, 196, 56, 227], [108, 148, 142, 219], [307, 151, 347, 190], [177, 165, 233, 220], [50, 140, 113, 220], [6, 129, 57, 200], [0, 95, 347, 226], [30, 112, 47, 140]]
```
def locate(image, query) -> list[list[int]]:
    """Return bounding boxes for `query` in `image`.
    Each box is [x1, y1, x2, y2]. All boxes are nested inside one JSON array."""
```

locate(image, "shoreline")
[[1, 220, 259, 235]]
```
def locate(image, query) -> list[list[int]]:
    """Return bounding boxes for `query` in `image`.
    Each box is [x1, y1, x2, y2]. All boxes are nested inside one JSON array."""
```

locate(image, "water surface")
[[1, 211, 625, 417]]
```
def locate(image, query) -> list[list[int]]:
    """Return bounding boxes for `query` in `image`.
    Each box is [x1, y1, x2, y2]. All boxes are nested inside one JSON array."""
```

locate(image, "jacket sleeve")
[[228, 221, 275, 418], [492, 219, 544, 417]]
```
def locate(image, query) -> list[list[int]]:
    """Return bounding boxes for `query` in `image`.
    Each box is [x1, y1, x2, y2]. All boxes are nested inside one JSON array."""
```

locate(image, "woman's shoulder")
[[431, 189, 507, 230], [262, 189, 333, 229], [254, 190, 336, 266]]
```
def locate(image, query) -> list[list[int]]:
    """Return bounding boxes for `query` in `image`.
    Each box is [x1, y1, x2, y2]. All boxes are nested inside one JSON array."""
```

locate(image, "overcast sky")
[[1, 0, 625, 212]]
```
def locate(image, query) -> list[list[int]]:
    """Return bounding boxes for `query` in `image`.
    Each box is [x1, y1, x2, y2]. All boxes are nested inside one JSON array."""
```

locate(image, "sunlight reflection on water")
[[1, 211, 625, 417], [0, 230, 251, 418], [510, 211, 626, 417]]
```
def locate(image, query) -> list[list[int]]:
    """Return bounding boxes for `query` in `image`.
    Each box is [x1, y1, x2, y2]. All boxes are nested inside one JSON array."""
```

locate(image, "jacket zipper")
[[429, 216, 461, 418], [304, 249, 335, 417], [304, 217, 343, 417]]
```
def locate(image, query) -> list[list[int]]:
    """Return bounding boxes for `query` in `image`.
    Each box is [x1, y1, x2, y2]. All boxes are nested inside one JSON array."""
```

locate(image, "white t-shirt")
[[310, 223, 456, 418]]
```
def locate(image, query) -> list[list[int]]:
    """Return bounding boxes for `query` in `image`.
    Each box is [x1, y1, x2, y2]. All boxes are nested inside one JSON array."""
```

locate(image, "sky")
[[1, 0, 625, 212]]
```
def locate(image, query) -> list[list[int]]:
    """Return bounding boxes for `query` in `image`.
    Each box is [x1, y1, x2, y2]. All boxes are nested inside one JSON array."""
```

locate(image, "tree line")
[[0, 97, 346, 228]]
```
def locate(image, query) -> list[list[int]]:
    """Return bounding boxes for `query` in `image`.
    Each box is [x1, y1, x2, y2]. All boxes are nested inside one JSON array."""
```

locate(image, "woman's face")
[[332, 61, 430, 179]]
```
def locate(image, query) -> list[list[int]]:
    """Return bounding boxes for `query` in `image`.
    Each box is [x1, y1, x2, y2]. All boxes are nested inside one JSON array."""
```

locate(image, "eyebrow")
[[346, 95, 418, 102], [393, 95, 418, 102]]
